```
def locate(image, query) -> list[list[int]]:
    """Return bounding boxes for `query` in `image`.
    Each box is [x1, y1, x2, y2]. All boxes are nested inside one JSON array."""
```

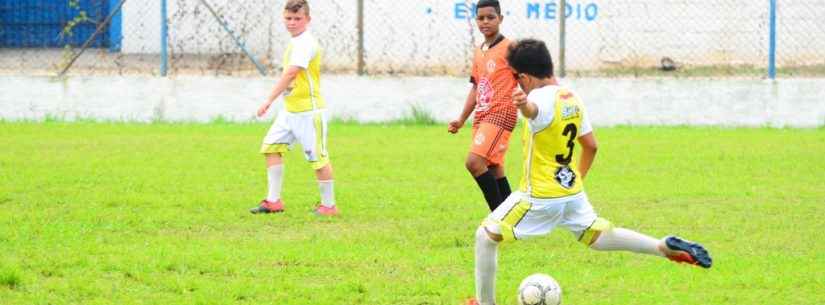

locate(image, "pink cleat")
[[313, 204, 339, 216], [465, 298, 486, 305], [250, 199, 285, 214]]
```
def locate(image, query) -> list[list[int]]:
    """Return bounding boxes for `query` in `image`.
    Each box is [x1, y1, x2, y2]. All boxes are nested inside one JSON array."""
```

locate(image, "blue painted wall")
[[0, 0, 119, 49]]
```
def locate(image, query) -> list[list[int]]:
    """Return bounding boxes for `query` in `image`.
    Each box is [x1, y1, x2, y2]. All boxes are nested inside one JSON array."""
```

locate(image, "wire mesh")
[[1, 0, 823, 77], [566, 0, 771, 77], [776, 0, 825, 76], [162, 0, 357, 76]]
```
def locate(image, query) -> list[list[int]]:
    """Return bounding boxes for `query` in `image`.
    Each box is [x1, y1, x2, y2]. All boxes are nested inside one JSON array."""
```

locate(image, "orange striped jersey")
[[470, 36, 519, 131]]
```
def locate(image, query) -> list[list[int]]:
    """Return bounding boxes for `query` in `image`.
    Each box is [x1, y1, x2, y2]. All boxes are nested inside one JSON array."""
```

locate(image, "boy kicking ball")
[[467, 39, 711, 305]]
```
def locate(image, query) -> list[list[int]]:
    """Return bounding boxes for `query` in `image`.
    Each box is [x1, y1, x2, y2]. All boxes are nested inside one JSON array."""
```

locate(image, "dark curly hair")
[[507, 38, 554, 78]]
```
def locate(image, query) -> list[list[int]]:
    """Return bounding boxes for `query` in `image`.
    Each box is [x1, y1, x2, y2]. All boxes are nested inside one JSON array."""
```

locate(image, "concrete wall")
[[118, 0, 825, 72], [2, 75, 823, 127]]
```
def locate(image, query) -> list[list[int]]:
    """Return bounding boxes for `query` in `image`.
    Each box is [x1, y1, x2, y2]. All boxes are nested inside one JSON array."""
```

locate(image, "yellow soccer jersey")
[[519, 86, 593, 199], [282, 31, 326, 113]]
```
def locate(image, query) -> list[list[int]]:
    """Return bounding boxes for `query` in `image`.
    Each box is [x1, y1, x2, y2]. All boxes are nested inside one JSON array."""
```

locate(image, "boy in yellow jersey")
[[467, 39, 711, 305], [448, 0, 519, 212], [250, 0, 338, 216]]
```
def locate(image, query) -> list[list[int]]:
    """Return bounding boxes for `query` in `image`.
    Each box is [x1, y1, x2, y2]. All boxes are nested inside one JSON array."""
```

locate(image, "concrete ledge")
[[1, 75, 823, 127]]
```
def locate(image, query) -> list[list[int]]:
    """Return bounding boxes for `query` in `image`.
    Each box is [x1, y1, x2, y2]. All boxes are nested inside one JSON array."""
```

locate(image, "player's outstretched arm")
[[257, 66, 303, 117], [449, 84, 478, 134], [512, 88, 538, 119], [577, 132, 598, 179]]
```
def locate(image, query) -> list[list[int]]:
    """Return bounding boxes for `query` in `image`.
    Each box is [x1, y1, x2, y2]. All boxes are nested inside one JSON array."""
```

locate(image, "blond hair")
[[284, 0, 309, 16]]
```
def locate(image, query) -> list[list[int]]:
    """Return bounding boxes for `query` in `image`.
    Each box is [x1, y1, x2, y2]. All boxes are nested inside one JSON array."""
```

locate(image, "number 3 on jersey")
[[555, 123, 577, 165]]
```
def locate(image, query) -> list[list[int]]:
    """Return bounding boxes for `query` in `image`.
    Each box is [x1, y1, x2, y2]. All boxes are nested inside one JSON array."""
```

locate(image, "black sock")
[[497, 176, 511, 201], [474, 170, 502, 211]]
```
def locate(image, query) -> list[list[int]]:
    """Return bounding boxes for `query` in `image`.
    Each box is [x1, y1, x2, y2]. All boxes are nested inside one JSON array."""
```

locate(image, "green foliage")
[[0, 123, 823, 304], [61, 11, 89, 38], [57, 0, 90, 72], [208, 115, 231, 125], [61, 0, 89, 39], [0, 268, 21, 290], [396, 104, 438, 125]]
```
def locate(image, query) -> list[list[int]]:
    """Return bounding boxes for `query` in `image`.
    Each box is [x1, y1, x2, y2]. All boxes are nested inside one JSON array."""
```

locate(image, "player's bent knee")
[[578, 217, 614, 246], [465, 158, 485, 174], [265, 152, 283, 159], [466, 152, 490, 171], [476, 225, 503, 243], [264, 153, 284, 166]]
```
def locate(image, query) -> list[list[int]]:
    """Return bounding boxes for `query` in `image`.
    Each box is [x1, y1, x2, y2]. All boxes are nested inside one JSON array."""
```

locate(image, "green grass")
[[0, 122, 823, 305], [0, 268, 22, 290], [332, 104, 439, 126]]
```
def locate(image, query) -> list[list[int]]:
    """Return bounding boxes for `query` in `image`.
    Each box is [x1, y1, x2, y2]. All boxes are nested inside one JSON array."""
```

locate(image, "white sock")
[[266, 164, 284, 202], [318, 180, 335, 207], [475, 226, 498, 305], [590, 228, 665, 257]]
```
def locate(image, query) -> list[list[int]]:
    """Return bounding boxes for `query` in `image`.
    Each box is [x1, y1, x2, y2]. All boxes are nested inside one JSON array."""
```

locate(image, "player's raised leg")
[[660, 236, 712, 268], [578, 218, 713, 268]]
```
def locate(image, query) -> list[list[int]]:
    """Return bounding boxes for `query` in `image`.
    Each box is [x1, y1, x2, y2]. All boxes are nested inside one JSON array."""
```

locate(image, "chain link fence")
[[1, 0, 823, 77], [568, 0, 771, 77], [776, 0, 825, 76], [163, 0, 356, 75]]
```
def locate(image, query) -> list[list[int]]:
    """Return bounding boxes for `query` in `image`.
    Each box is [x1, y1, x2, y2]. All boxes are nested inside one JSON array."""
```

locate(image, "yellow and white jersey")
[[519, 85, 593, 200], [282, 31, 326, 113]]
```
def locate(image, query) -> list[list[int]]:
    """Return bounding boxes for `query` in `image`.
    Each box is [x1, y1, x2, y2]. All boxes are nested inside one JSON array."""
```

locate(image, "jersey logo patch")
[[476, 78, 493, 112], [474, 132, 486, 146], [486, 59, 497, 73], [561, 104, 581, 120], [555, 166, 577, 189]]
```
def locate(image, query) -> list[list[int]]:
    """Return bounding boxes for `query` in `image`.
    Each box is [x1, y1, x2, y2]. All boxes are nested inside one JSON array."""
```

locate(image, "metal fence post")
[[357, 0, 365, 75], [108, 0, 123, 52], [768, 0, 777, 79], [160, 0, 169, 77], [198, 0, 267, 76], [558, 0, 566, 78]]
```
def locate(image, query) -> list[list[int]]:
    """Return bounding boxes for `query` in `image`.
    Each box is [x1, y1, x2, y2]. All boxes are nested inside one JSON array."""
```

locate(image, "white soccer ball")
[[517, 273, 562, 305]]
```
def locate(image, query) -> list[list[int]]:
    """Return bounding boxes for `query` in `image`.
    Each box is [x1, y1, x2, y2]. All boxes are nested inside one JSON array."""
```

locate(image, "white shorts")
[[260, 110, 329, 169], [484, 191, 599, 242]]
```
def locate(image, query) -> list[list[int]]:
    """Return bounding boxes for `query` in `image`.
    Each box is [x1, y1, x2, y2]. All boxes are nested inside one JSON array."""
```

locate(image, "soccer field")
[[0, 122, 823, 305]]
